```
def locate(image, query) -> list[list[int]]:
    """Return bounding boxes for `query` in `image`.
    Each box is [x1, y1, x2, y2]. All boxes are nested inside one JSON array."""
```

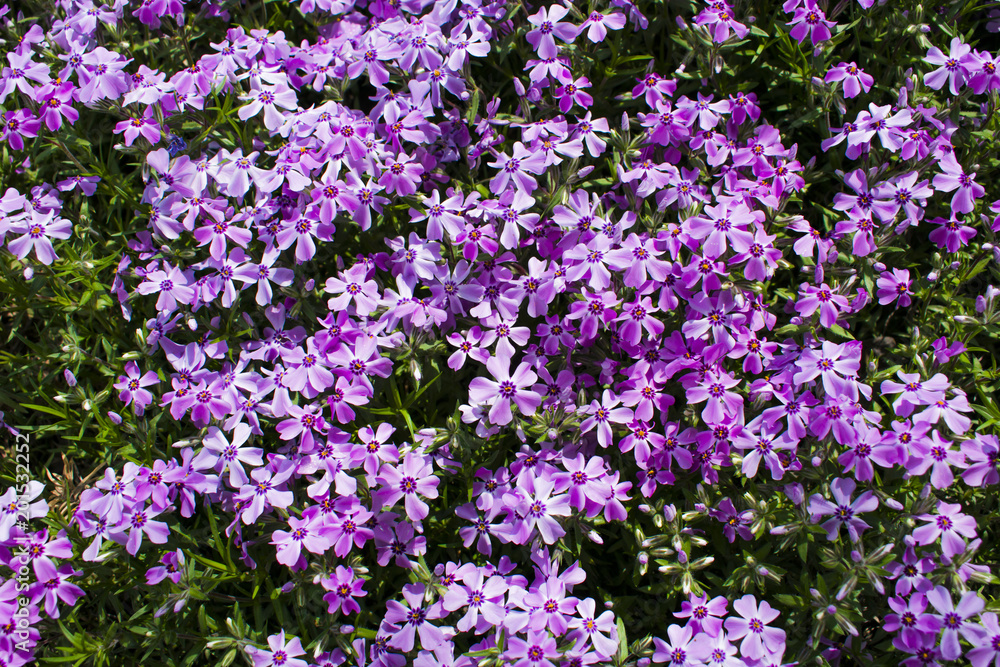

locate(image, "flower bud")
[[872, 261, 886, 272], [64, 369, 77, 387]]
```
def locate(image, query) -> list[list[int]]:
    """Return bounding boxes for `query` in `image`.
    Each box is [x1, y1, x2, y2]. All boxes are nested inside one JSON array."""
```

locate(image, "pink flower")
[[114, 361, 160, 416], [467, 354, 542, 425], [876, 268, 913, 307], [825, 62, 874, 98], [787, 1, 836, 44]]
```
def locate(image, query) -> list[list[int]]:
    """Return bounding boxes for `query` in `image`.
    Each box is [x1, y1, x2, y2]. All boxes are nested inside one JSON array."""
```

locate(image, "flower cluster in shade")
[[3, 0, 1000, 666]]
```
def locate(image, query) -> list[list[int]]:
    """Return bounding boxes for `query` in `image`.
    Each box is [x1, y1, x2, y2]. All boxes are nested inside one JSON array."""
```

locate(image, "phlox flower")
[[250, 631, 308, 667], [114, 361, 160, 416], [723, 595, 786, 661], [787, 1, 836, 44], [925, 586, 986, 660], [375, 452, 440, 521], [924, 37, 974, 95], [526, 5, 579, 59], [580, 10, 627, 43], [384, 583, 446, 652], [825, 62, 874, 98], [928, 215, 977, 253], [933, 151, 985, 214], [808, 477, 878, 542], [468, 354, 541, 425], [28, 561, 84, 619], [912, 501, 977, 559]]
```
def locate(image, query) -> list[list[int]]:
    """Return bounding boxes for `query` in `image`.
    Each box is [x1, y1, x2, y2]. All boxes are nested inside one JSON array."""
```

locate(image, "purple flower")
[[687, 368, 743, 423], [526, 5, 579, 59], [709, 497, 754, 542], [1, 108, 41, 151], [28, 560, 84, 618], [146, 549, 185, 585], [825, 62, 874, 98], [569, 598, 619, 658], [322, 566, 367, 615], [674, 592, 728, 637], [929, 215, 977, 252], [6, 209, 71, 265], [924, 37, 974, 95], [723, 594, 786, 661], [877, 269, 914, 307], [114, 361, 160, 416], [795, 283, 849, 328], [933, 151, 985, 215], [384, 583, 446, 652], [912, 501, 978, 559], [379, 153, 424, 197], [488, 142, 547, 195], [652, 624, 700, 667], [515, 472, 572, 545], [787, 1, 836, 44], [123, 504, 171, 555], [375, 452, 440, 521], [468, 354, 541, 425], [250, 631, 308, 667], [807, 477, 879, 542], [926, 586, 986, 660], [441, 568, 507, 633]]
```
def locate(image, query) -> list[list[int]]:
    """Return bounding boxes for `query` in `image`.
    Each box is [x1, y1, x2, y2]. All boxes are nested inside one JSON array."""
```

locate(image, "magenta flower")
[[675, 592, 728, 637], [933, 151, 985, 214], [929, 215, 977, 252], [877, 269, 914, 307], [787, 1, 836, 44], [723, 594, 786, 661], [825, 62, 874, 98], [28, 560, 84, 619], [912, 501, 978, 559], [795, 283, 849, 328], [807, 477, 879, 542], [114, 361, 160, 416], [468, 354, 541, 425], [272, 515, 333, 568], [322, 566, 367, 615]]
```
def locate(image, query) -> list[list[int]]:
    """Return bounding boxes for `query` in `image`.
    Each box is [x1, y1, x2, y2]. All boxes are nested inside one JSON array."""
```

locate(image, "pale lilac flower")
[[924, 37, 974, 95], [723, 594, 786, 661]]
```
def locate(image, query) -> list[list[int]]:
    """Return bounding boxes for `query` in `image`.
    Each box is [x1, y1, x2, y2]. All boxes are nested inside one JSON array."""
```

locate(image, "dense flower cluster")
[[2, 0, 1000, 666]]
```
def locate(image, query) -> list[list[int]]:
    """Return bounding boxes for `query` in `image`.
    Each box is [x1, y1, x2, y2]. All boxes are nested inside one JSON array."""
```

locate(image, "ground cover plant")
[[3, 0, 1000, 665]]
